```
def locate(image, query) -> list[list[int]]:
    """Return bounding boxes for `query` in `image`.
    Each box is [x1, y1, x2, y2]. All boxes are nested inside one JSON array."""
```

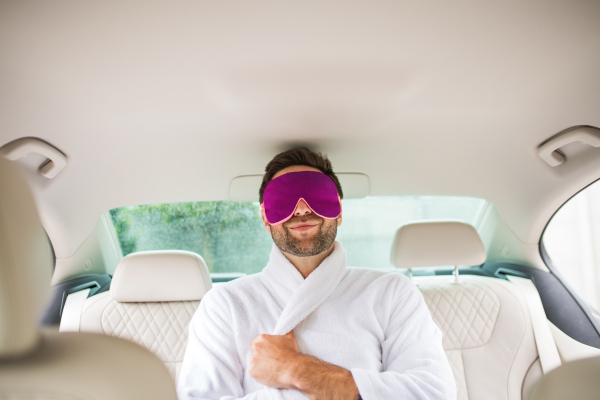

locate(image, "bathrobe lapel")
[[262, 241, 347, 335]]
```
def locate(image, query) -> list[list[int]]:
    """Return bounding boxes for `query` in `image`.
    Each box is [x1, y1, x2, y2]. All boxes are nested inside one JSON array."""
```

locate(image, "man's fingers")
[[252, 333, 269, 345], [285, 331, 300, 352], [252, 331, 297, 355], [286, 331, 298, 346]]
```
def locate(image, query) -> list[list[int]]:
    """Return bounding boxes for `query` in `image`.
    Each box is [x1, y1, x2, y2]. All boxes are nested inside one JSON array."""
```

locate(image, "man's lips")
[[289, 222, 318, 232]]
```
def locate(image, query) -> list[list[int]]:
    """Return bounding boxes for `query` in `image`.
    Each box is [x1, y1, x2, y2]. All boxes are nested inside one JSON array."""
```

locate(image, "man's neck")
[[281, 243, 336, 279]]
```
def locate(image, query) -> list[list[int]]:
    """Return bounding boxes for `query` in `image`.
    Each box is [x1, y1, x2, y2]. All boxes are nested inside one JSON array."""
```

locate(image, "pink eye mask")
[[262, 171, 341, 226]]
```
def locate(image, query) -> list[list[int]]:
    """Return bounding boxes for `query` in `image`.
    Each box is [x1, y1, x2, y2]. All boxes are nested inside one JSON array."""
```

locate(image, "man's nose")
[[294, 199, 312, 217]]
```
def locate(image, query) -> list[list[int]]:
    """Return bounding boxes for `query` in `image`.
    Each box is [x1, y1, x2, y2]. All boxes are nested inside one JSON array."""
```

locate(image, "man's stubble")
[[270, 216, 337, 257]]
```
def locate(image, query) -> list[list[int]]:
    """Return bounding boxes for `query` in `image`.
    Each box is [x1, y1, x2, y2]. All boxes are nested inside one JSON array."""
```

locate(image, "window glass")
[[110, 196, 487, 275], [543, 179, 600, 312], [336, 196, 486, 269]]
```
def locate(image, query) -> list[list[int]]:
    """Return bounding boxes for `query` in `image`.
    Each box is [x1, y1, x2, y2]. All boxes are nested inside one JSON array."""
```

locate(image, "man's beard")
[[270, 216, 337, 257]]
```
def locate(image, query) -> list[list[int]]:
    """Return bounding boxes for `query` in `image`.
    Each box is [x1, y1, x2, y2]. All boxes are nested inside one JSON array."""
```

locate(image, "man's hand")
[[249, 331, 302, 389], [249, 331, 360, 400]]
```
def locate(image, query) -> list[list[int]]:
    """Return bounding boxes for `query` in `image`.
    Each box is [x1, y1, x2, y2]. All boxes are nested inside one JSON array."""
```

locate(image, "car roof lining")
[[1, 0, 600, 262]]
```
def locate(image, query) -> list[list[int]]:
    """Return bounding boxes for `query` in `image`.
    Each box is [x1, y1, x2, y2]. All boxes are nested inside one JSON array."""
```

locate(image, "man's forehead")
[[272, 165, 323, 180]]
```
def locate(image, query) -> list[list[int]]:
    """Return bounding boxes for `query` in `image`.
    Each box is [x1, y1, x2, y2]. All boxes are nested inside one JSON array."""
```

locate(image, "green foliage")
[[109, 201, 272, 275], [109, 196, 486, 274]]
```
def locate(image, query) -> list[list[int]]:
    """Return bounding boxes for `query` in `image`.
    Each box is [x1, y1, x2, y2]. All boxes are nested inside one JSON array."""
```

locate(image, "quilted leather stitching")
[[101, 300, 199, 368], [165, 362, 177, 379], [420, 281, 500, 350]]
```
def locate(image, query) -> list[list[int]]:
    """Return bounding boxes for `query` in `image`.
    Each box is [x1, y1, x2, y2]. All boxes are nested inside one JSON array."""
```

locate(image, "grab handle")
[[538, 126, 600, 167], [0, 137, 67, 178]]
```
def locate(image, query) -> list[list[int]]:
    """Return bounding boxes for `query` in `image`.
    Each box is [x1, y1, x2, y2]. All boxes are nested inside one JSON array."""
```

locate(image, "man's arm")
[[349, 276, 457, 399], [177, 290, 247, 400], [249, 275, 457, 400], [178, 290, 293, 400], [292, 355, 359, 400], [249, 332, 360, 400]]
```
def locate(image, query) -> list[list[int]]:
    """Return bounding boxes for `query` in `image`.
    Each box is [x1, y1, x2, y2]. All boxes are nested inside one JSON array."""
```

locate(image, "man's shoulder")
[[346, 267, 409, 284], [344, 267, 415, 295], [204, 273, 266, 301], [343, 268, 427, 317]]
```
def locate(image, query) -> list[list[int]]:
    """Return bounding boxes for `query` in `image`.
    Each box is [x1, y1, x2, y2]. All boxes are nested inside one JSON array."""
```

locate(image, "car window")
[[543, 179, 600, 313], [109, 196, 487, 276]]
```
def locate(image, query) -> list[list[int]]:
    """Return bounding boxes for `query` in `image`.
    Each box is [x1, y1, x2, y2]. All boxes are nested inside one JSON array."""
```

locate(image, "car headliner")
[[1, 0, 600, 263]]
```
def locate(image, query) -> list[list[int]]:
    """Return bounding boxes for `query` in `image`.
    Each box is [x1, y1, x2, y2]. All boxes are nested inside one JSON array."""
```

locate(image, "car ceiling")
[[1, 0, 600, 259]]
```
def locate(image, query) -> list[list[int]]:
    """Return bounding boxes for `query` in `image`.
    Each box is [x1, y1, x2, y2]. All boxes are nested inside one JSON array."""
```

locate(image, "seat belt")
[[59, 288, 91, 333], [507, 275, 562, 374]]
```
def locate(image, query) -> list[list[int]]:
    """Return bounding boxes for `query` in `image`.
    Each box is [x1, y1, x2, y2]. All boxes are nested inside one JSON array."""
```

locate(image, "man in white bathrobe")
[[178, 148, 457, 400]]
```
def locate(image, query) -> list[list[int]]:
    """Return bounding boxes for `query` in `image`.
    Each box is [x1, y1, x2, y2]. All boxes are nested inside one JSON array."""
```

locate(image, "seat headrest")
[[111, 250, 212, 302], [0, 157, 53, 357], [390, 220, 486, 268]]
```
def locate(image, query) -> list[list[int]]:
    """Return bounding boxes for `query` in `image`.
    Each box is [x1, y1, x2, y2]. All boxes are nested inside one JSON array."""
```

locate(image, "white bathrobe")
[[178, 242, 457, 400]]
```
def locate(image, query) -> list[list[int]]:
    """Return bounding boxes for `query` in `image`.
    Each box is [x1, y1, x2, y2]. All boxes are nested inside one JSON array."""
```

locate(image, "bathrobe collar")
[[262, 241, 347, 335]]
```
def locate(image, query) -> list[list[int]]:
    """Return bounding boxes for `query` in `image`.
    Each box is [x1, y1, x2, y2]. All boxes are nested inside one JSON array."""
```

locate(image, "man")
[[178, 148, 457, 400]]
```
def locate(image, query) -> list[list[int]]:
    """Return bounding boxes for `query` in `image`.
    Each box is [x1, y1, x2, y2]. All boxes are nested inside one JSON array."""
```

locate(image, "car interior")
[[1, 1, 600, 399]]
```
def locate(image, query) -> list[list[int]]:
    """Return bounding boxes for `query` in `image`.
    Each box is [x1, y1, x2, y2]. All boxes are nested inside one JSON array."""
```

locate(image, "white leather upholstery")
[[393, 221, 539, 399], [0, 157, 177, 399], [80, 250, 211, 381], [112, 250, 211, 302], [0, 331, 177, 400], [391, 221, 487, 268], [0, 158, 53, 356], [528, 355, 600, 400], [422, 278, 500, 349], [418, 276, 538, 400]]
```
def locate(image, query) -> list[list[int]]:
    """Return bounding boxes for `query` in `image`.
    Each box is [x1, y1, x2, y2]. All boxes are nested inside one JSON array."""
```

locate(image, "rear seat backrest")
[[80, 250, 212, 381], [392, 221, 539, 400]]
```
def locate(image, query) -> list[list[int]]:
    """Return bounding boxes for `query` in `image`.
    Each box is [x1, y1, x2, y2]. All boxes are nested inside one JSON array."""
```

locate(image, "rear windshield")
[[109, 196, 487, 275]]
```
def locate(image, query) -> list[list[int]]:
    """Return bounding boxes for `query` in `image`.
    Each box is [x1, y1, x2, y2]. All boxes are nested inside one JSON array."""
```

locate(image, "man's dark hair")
[[259, 147, 343, 203]]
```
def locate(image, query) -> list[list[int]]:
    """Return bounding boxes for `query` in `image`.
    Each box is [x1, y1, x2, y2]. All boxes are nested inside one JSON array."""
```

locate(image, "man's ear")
[[337, 202, 342, 227], [260, 204, 272, 234]]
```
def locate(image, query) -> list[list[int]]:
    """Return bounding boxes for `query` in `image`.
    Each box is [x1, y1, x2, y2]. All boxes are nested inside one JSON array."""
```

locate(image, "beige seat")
[[0, 157, 177, 399], [528, 355, 600, 400], [392, 221, 540, 400], [79, 250, 212, 381]]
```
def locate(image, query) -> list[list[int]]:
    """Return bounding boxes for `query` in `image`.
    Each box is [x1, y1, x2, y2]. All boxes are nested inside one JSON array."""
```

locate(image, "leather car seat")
[[528, 355, 600, 400], [79, 250, 212, 381], [0, 157, 177, 400], [392, 221, 540, 400]]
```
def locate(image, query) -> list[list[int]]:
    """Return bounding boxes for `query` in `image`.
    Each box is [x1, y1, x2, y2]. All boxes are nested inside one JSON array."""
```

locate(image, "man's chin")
[[271, 219, 337, 258], [282, 246, 323, 258], [275, 237, 321, 257], [289, 238, 319, 250]]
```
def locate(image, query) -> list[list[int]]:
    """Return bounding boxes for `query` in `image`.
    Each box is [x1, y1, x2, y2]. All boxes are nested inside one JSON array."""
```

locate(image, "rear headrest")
[[390, 221, 486, 268], [111, 250, 212, 303], [0, 157, 53, 357]]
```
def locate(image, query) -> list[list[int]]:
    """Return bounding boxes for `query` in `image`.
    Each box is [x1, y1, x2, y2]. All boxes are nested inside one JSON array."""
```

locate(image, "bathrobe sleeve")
[[350, 276, 457, 400], [177, 288, 305, 400]]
